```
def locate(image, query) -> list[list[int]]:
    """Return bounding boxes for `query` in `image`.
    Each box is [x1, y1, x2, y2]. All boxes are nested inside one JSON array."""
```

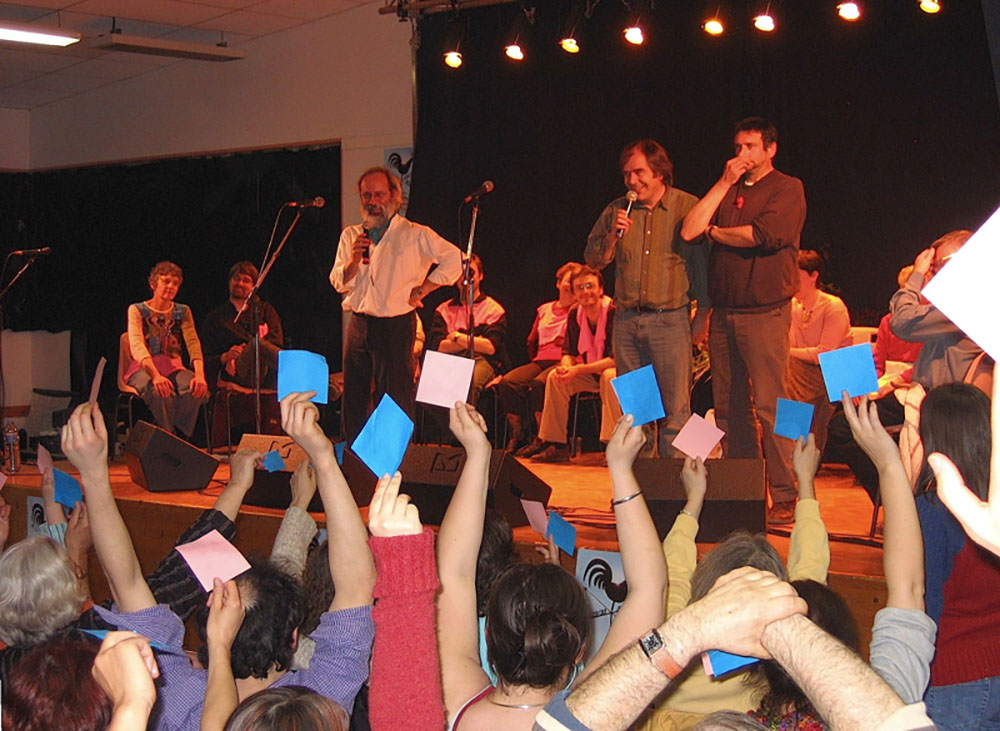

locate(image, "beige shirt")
[[790, 290, 851, 364], [330, 214, 461, 318]]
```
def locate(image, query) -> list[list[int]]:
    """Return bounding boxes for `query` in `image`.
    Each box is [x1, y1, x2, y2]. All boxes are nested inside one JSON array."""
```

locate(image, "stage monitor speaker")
[[340, 445, 552, 527], [632, 458, 767, 543], [237, 434, 319, 511], [124, 420, 219, 493]]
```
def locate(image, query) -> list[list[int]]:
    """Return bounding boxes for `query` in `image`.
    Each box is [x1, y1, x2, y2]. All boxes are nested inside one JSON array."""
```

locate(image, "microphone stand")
[[235, 206, 304, 432], [462, 198, 480, 361], [0, 253, 44, 418]]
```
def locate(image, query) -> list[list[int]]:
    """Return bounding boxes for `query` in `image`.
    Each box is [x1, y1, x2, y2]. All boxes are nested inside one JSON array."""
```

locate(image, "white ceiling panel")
[[0, 45, 81, 71], [69, 0, 229, 26], [15, 69, 109, 91], [252, 0, 363, 20], [0, 85, 68, 107], [194, 9, 301, 35], [0, 68, 38, 86]]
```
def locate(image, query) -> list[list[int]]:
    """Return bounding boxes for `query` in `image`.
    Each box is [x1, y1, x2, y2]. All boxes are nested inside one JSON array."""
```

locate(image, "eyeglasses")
[[574, 282, 597, 291], [930, 253, 955, 274]]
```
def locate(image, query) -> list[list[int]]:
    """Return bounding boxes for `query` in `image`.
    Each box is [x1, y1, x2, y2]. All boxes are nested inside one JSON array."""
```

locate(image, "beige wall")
[[18, 4, 414, 223], [0, 108, 29, 171]]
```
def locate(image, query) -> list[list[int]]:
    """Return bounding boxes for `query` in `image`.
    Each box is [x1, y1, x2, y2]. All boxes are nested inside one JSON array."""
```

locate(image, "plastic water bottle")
[[4, 422, 20, 474]]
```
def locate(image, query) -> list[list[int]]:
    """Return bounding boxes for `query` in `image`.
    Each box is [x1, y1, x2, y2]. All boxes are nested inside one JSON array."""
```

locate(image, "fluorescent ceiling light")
[[92, 33, 245, 62], [0, 22, 81, 47]]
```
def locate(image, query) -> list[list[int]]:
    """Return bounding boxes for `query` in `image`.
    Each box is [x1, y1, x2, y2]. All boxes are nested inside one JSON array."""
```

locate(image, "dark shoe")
[[515, 437, 547, 458], [768, 500, 796, 525], [531, 444, 571, 463]]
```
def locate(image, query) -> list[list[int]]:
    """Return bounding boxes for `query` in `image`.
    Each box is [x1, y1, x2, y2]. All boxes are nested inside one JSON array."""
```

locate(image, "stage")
[[2, 453, 886, 657]]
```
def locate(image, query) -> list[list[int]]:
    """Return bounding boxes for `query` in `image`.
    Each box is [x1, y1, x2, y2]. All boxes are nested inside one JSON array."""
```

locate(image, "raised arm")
[[680, 159, 744, 241], [200, 578, 245, 731], [367, 472, 445, 731], [270, 459, 318, 578], [582, 414, 668, 680], [92, 632, 160, 731], [664, 457, 707, 618], [61, 403, 154, 612], [436, 402, 493, 716], [787, 434, 830, 583], [279, 392, 374, 610]]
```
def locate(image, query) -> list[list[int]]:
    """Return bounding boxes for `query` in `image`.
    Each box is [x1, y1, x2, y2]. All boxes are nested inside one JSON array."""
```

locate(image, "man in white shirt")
[[331, 167, 462, 440]]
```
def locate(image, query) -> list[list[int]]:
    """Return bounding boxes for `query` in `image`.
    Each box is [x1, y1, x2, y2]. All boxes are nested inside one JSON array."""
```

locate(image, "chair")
[[209, 380, 279, 455], [568, 391, 602, 457]]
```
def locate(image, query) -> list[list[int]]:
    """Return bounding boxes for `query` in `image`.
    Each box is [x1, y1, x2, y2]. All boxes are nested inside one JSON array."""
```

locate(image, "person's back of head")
[[0, 535, 84, 647], [918, 382, 991, 500], [2, 637, 111, 731], [197, 560, 306, 679], [486, 562, 590, 690], [224, 686, 348, 731], [750, 580, 858, 722], [692, 710, 769, 730], [690, 532, 785, 602], [476, 510, 515, 617]]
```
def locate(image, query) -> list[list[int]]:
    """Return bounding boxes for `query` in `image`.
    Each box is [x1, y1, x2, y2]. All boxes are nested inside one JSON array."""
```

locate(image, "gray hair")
[[693, 710, 769, 730], [0, 536, 84, 646], [690, 531, 785, 603]]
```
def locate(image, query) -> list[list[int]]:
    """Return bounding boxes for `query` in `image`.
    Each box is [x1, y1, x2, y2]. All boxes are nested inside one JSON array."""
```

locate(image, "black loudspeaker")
[[340, 445, 552, 527], [632, 458, 767, 542], [237, 434, 322, 512], [124, 421, 220, 493]]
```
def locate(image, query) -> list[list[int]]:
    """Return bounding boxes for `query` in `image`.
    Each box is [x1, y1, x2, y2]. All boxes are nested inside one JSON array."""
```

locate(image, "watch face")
[[640, 629, 663, 657]]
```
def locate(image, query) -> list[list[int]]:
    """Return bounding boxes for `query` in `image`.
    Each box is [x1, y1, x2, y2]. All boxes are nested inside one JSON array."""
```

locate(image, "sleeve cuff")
[[370, 528, 440, 597]]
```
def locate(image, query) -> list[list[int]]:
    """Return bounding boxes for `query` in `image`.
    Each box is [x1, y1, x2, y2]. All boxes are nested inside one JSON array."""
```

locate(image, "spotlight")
[[919, 0, 941, 13], [703, 17, 724, 35], [623, 24, 644, 45], [444, 50, 463, 68], [504, 8, 532, 61], [442, 18, 464, 68], [559, 3, 586, 54], [505, 43, 524, 60], [753, 13, 775, 31], [837, 2, 861, 20]]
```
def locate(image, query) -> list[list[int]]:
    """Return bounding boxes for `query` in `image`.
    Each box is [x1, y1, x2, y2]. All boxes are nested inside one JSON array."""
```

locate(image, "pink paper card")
[[175, 529, 252, 591], [0, 472, 7, 491], [37, 443, 53, 475], [671, 413, 725, 461], [520, 498, 549, 535], [415, 351, 475, 409], [89, 356, 107, 406]]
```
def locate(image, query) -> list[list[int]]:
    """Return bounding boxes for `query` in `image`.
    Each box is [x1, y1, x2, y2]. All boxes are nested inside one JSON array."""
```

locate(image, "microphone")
[[463, 181, 495, 203], [288, 197, 325, 209], [616, 191, 638, 239], [360, 223, 372, 264], [11, 247, 52, 257]]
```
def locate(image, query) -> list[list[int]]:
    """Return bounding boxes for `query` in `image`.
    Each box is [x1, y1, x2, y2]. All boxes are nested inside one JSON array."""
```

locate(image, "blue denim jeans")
[[926, 676, 1000, 730], [612, 307, 691, 457]]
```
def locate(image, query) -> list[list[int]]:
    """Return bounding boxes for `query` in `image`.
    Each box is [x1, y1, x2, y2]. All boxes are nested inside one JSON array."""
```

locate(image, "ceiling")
[[0, 0, 381, 110]]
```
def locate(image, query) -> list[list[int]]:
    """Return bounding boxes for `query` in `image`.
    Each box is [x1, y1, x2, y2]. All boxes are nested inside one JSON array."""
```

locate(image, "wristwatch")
[[638, 628, 683, 679]]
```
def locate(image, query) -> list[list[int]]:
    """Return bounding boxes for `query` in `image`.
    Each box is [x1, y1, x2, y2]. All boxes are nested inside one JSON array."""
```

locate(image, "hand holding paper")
[[672, 414, 724, 461]]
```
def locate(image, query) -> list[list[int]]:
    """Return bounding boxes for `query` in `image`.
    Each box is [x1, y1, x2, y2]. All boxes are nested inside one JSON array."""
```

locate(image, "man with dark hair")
[[201, 261, 284, 390], [681, 118, 806, 523], [331, 166, 462, 441], [586, 139, 708, 458]]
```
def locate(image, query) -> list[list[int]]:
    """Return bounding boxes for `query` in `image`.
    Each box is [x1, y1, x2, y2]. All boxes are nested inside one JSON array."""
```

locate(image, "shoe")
[[768, 501, 796, 525], [531, 444, 571, 463], [515, 437, 547, 458]]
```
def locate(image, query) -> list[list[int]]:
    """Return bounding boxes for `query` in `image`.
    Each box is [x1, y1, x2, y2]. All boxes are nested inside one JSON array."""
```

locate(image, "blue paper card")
[[351, 395, 414, 478], [818, 343, 879, 402], [53, 468, 82, 510], [263, 450, 285, 473], [774, 398, 815, 441], [277, 350, 329, 404], [705, 649, 759, 677], [610, 365, 666, 427], [80, 628, 180, 655], [334, 441, 346, 465], [546, 511, 577, 556]]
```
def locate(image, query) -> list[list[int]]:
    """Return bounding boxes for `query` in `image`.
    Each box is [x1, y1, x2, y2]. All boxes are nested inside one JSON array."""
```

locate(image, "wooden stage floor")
[[2, 452, 887, 654]]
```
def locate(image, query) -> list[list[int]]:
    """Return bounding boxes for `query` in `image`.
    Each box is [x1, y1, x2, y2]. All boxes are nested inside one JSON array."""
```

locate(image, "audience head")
[[2, 637, 111, 731], [896, 264, 914, 289], [228, 261, 259, 301], [147, 260, 183, 292], [928, 229, 972, 278], [485, 562, 590, 690], [571, 266, 604, 309], [476, 509, 515, 617], [750, 579, 858, 721], [796, 250, 823, 297], [556, 262, 584, 305], [300, 540, 335, 638], [224, 686, 349, 731], [0, 536, 84, 647], [197, 560, 306, 679], [692, 711, 769, 730], [917, 382, 991, 500], [461, 254, 484, 299], [690, 532, 785, 602]]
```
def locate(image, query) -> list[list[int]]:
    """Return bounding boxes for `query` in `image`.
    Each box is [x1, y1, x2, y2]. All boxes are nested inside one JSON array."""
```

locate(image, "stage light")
[[0, 21, 80, 47], [560, 36, 580, 53], [442, 18, 464, 68], [503, 8, 533, 61], [837, 2, 861, 20], [559, 3, 586, 54], [623, 24, 644, 45], [753, 13, 775, 31], [919, 0, 941, 13], [703, 17, 724, 35], [444, 50, 463, 67]]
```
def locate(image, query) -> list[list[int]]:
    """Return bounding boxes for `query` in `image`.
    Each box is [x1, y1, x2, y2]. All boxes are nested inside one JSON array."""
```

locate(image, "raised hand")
[[680, 457, 708, 519], [61, 403, 109, 482], [65, 501, 93, 564], [91, 631, 160, 718], [289, 459, 317, 510], [228, 448, 264, 492], [368, 472, 422, 537], [279, 392, 334, 464], [605, 414, 645, 470], [206, 578, 245, 651], [448, 401, 490, 457], [840, 392, 898, 471], [792, 433, 821, 500]]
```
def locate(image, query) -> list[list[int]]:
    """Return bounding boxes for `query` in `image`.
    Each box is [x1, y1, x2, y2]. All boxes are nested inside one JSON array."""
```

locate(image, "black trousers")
[[343, 312, 416, 443], [826, 394, 905, 504]]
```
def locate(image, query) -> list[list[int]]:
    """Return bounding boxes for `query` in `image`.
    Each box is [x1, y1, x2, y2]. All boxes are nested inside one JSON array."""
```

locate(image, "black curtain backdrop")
[[0, 146, 341, 397], [407, 0, 1000, 365]]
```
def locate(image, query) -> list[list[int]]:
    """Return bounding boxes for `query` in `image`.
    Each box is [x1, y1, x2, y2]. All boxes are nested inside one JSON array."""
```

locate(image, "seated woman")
[[787, 250, 851, 453], [428, 254, 509, 408], [125, 261, 210, 438], [495, 261, 581, 451]]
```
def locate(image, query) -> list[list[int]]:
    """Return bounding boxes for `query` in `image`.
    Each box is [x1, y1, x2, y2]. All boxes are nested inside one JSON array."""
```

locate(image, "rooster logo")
[[583, 558, 628, 612], [387, 152, 413, 176]]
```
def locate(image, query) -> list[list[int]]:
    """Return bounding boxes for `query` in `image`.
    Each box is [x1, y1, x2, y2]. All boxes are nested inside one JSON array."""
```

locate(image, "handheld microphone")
[[463, 181, 495, 203], [361, 225, 372, 264], [616, 191, 638, 239], [11, 247, 52, 257], [288, 197, 325, 209]]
